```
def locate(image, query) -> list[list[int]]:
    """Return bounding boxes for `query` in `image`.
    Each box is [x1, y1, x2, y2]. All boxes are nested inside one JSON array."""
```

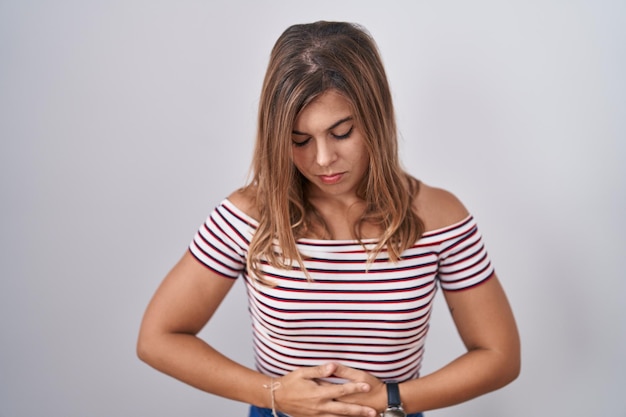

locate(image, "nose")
[[315, 138, 337, 167]]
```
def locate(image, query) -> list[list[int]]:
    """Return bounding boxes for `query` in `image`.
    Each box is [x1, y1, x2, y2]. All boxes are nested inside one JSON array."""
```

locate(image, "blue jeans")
[[249, 405, 423, 417]]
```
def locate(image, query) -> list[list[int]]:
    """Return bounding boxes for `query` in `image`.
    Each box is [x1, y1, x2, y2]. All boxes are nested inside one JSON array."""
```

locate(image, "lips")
[[318, 172, 344, 184]]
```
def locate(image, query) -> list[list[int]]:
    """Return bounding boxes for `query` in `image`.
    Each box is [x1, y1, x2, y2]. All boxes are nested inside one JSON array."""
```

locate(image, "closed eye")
[[332, 126, 353, 140], [292, 137, 311, 147]]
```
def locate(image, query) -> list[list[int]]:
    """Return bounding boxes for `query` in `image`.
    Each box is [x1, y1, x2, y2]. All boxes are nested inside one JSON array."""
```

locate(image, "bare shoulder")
[[414, 182, 470, 232], [226, 185, 260, 220]]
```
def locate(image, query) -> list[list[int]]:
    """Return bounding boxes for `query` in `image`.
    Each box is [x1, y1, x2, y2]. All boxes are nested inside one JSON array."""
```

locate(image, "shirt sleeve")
[[188, 203, 248, 279], [437, 218, 495, 291]]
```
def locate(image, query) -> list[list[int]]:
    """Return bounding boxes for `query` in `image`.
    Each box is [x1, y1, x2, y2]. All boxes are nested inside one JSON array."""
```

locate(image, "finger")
[[296, 362, 339, 380], [330, 363, 369, 381], [325, 380, 372, 398], [324, 400, 377, 417], [331, 364, 382, 391]]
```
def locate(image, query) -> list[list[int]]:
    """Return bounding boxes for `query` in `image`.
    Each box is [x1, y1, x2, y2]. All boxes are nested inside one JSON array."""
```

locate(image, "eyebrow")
[[292, 116, 353, 135]]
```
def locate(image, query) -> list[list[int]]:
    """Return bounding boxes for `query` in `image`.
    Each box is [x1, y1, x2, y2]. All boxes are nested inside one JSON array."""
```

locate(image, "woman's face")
[[291, 90, 369, 202]]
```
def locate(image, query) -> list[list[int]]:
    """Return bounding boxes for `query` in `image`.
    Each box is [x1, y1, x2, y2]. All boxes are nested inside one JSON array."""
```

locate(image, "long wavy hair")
[[243, 21, 424, 282]]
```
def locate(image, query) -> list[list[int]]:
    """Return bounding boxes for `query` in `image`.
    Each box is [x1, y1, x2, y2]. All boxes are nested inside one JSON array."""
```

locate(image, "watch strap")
[[386, 381, 401, 407]]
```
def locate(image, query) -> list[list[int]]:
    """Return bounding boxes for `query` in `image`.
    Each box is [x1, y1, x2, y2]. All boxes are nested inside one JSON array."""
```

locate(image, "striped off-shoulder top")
[[189, 199, 494, 382]]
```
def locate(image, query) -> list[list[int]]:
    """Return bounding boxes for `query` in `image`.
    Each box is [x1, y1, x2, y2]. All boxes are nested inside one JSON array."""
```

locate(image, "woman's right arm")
[[137, 251, 376, 417], [137, 250, 274, 406]]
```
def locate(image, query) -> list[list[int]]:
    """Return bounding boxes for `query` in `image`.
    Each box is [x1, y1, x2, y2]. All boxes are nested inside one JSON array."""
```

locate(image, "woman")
[[137, 21, 520, 417]]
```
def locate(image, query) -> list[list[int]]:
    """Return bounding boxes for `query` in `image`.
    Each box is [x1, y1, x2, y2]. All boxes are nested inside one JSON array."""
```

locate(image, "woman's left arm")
[[336, 185, 520, 413], [400, 273, 521, 412]]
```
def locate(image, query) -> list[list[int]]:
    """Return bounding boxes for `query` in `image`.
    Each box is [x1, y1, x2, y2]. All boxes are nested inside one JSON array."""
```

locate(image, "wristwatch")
[[380, 381, 406, 417]]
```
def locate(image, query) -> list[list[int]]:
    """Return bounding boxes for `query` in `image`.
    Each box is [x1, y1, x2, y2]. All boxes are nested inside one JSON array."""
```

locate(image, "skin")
[[137, 89, 520, 416], [291, 90, 372, 239]]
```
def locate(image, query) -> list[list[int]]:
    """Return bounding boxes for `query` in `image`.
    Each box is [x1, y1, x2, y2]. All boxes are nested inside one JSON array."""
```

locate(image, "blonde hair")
[[244, 21, 424, 282]]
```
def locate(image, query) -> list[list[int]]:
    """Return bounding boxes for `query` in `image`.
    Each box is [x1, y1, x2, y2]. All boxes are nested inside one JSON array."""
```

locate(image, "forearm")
[[138, 336, 380, 417], [400, 347, 520, 413], [137, 332, 271, 408]]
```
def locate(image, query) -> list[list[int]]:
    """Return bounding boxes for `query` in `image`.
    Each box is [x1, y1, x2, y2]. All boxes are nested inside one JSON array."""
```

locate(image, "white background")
[[1, 1, 624, 416]]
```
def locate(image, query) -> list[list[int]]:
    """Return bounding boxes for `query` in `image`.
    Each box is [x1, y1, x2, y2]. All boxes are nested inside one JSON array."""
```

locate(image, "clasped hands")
[[270, 362, 385, 417]]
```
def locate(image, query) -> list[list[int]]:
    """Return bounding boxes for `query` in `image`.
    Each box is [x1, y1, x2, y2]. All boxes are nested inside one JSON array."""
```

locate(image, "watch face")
[[382, 409, 406, 417]]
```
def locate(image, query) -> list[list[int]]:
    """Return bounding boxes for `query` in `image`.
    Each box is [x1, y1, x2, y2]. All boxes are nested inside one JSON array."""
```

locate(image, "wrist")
[[380, 381, 406, 417], [262, 377, 281, 416]]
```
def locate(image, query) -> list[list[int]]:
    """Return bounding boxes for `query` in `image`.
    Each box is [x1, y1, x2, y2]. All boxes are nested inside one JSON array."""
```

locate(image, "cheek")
[[357, 154, 370, 176], [361, 150, 370, 167], [290, 149, 307, 172], [349, 138, 370, 167]]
